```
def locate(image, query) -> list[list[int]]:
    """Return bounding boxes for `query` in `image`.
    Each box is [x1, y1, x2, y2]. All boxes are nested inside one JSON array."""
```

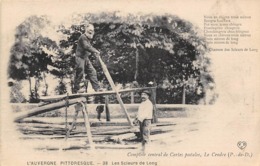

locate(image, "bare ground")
[[10, 104, 260, 166]]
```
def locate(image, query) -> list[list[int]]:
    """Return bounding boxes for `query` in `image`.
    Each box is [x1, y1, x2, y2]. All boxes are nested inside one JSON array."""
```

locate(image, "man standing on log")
[[69, 23, 101, 132], [73, 23, 100, 93], [135, 90, 153, 145]]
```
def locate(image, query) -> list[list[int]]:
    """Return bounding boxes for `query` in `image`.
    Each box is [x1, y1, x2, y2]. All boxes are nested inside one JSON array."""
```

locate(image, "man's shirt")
[[75, 34, 98, 59], [137, 99, 153, 122]]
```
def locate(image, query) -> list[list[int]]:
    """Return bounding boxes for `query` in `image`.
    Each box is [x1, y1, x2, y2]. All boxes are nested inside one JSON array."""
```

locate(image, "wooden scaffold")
[[14, 55, 158, 150]]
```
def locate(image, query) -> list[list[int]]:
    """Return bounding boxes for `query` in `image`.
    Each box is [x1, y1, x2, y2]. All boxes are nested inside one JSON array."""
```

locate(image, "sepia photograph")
[[1, 0, 259, 166]]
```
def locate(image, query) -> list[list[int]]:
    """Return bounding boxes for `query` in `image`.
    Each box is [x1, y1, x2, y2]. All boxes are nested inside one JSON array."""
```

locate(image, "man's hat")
[[141, 90, 151, 97]]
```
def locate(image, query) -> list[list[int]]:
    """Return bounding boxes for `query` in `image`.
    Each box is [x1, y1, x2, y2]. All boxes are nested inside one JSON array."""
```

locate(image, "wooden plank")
[[97, 55, 133, 127], [14, 97, 87, 122], [39, 87, 156, 102], [40, 91, 115, 101]]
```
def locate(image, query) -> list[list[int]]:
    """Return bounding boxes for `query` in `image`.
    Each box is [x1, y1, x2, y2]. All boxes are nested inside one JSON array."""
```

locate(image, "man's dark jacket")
[[75, 34, 98, 59]]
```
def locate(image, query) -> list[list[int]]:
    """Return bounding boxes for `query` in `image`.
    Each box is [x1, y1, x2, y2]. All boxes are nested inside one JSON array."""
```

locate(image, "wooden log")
[[17, 125, 129, 136], [95, 144, 139, 149], [39, 87, 156, 102], [110, 133, 136, 143], [92, 124, 174, 135], [14, 97, 87, 122], [17, 123, 174, 137], [19, 119, 131, 127], [17, 121, 176, 132], [62, 144, 139, 150], [19, 118, 177, 128], [92, 127, 134, 135], [20, 135, 113, 142]]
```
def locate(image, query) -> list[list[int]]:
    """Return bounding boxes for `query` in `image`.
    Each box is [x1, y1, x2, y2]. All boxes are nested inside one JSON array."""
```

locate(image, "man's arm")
[[81, 35, 100, 54]]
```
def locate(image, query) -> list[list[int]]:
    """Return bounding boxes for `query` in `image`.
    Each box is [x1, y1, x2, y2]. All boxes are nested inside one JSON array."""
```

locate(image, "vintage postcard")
[[1, 0, 259, 166]]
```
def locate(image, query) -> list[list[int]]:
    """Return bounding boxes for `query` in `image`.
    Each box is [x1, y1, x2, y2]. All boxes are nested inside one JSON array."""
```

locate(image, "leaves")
[[9, 12, 214, 104]]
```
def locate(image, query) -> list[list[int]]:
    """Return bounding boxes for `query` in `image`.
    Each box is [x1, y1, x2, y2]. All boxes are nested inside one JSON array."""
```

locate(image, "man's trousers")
[[139, 119, 152, 144], [74, 56, 100, 92]]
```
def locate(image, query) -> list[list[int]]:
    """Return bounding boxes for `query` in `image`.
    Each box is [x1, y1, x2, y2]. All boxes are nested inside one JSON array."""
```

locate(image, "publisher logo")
[[237, 141, 247, 150]]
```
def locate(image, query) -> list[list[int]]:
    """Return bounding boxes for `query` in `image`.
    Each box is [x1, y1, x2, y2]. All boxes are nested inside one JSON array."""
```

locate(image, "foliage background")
[[8, 12, 216, 104]]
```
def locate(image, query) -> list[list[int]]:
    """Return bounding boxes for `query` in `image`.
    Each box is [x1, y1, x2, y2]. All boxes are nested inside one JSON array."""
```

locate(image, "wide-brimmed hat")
[[141, 90, 151, 97]]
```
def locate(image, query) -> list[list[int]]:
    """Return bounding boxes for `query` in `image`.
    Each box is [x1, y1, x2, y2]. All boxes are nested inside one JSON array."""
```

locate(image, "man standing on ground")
[[74, 23, 100, 93], [135, 90, 153, 145]]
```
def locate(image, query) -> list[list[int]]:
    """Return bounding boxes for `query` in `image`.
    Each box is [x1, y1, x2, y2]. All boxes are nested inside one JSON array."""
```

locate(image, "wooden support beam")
[[130, 91, 134, 104], [80, 102, 95, 150], [97, 56, 133, 127], [68, 107, 80, 133], [39, 87, 156, 102], [105, 96, 110, 122], [150, 86, 158, 123], [14, 97, 87, 122]]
